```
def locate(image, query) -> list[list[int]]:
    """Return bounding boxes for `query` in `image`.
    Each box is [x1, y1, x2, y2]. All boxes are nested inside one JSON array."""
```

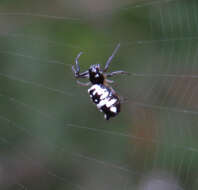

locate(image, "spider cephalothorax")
[[89, 64, 104, 84], [72, 43, 129, 120]]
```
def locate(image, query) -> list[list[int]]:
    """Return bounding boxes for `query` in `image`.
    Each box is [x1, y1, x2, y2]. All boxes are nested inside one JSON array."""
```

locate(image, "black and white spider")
[[72, 43, 129, 120]]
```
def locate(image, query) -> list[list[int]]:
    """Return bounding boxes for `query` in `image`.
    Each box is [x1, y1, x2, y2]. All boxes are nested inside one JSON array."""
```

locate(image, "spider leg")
[[103, 43, 120, 72], [76, 80, 91, 86], [72, 68, 89, 78], [72, 52, 89, 78], [72, 65, 78, 75], [105, 79, 114, 83], [106, 70, 130, 77], [75, 52, 83, 73], [78, 71, 89, 78]]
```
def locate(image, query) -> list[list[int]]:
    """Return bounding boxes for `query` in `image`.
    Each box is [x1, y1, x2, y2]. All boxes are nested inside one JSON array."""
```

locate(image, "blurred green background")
[[0, 0, 198, 189]]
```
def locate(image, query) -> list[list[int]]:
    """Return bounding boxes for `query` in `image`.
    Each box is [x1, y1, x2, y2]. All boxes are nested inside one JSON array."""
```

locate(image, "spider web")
[[0, 0, 197, 189]]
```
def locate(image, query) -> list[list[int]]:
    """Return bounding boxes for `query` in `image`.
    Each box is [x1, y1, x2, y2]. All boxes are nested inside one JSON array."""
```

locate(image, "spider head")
[[89, 64, 104, 84]]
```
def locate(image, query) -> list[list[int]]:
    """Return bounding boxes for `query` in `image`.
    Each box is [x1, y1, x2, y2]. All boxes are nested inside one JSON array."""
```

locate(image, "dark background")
[[0, 0, 198, 189]]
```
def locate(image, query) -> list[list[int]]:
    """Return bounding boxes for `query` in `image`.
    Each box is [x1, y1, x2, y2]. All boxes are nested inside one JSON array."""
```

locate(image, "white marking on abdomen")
[[97, 98, 109, 108], [110, 106, 117, 113], [106, 98, 117, 108]]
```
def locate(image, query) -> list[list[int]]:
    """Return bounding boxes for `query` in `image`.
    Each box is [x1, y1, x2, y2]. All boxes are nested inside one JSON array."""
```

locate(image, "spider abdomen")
[[88, 84, 120, 120]]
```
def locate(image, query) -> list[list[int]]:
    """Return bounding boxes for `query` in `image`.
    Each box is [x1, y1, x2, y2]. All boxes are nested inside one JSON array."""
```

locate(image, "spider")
[[72, 43, 129, 120]]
